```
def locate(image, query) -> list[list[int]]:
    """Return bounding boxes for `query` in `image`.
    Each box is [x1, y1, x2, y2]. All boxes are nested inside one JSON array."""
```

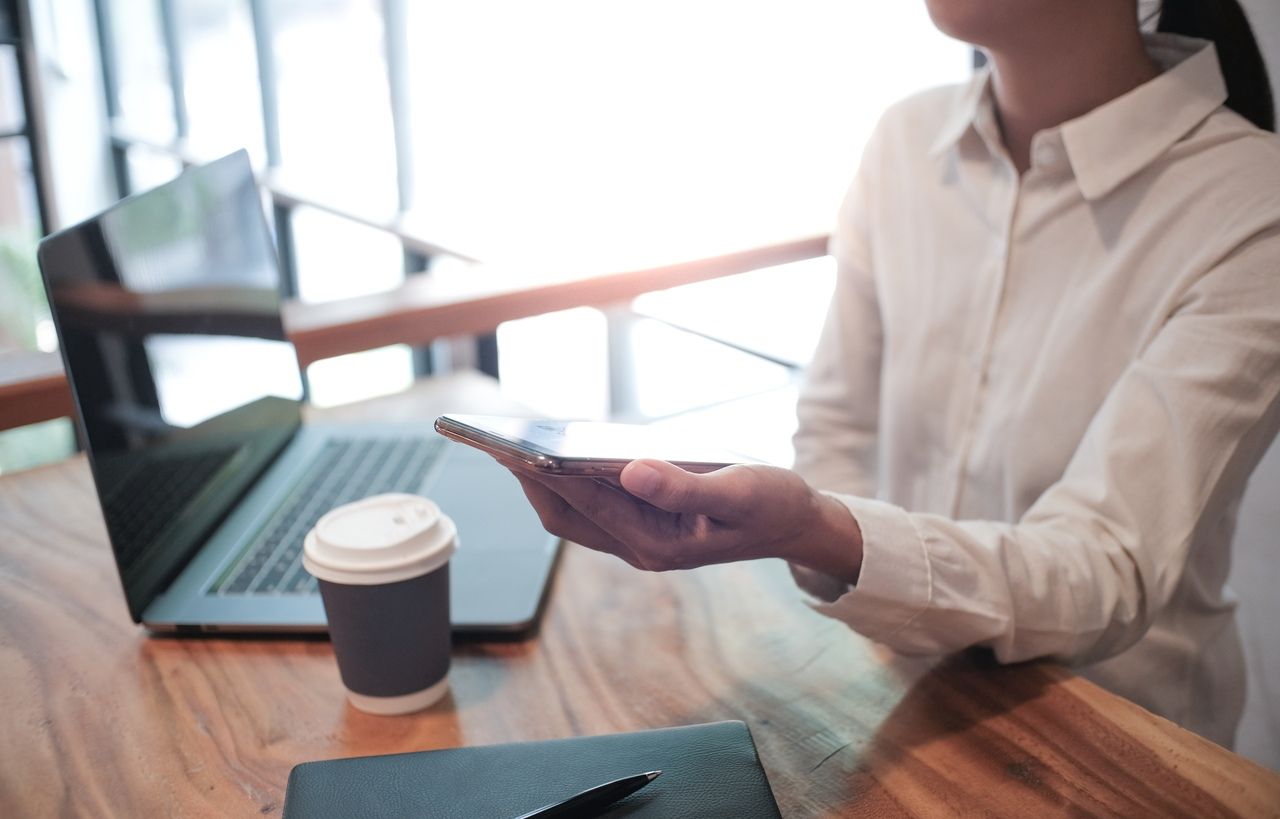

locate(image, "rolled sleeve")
[[801, 494, 933, 644]]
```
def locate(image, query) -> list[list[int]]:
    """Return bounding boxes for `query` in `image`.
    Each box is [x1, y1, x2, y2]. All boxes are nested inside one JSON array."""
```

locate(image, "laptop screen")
[[37, 150, 304, 619]]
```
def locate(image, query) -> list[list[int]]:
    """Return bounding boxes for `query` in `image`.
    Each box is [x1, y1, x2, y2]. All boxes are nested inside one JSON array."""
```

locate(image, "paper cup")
[[303, 493, 456, 715]]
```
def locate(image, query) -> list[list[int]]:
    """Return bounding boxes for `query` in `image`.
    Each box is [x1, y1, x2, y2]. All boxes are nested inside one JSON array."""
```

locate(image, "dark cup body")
[[317, 565, 450, 698]]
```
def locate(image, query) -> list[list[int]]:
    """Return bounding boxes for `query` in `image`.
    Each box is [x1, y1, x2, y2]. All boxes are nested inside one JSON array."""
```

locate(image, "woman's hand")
[[503, 458, 864, 582]]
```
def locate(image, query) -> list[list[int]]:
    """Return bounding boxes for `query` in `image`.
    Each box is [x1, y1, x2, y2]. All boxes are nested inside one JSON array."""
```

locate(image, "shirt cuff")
[[800, 494, 932, 643]]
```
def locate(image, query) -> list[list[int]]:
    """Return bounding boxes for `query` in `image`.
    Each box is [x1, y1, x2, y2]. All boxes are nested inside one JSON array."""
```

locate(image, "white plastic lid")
[[303, 493, 457, 586]]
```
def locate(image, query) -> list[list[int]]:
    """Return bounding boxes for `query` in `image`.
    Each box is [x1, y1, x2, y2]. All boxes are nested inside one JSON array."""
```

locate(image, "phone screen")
[[435, 414, 748, 474]]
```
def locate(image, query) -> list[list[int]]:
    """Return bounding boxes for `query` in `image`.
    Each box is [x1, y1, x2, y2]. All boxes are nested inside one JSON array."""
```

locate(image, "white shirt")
[[790, 33, 1280, 747]]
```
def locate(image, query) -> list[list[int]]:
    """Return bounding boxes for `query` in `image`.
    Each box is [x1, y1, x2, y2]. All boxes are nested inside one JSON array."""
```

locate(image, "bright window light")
[[404, 2, 970, 266], [498, 307, 610, 419], [307, 345, 416, 408]]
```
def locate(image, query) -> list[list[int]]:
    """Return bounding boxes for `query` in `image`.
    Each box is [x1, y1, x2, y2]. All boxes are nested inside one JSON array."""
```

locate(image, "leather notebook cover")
[[282, 720, 782, 818]]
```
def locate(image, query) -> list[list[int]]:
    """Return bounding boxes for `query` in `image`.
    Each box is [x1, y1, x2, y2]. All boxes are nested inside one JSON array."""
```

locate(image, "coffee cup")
[[303, 493, 456, 715]]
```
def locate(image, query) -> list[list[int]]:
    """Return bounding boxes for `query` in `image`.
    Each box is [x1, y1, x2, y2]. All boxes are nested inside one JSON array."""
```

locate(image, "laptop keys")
[[211, 437, 443, 595]]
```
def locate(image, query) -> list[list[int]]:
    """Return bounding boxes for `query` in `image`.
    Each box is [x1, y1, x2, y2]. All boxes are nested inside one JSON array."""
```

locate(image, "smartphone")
[[434, 413, 751, 477]]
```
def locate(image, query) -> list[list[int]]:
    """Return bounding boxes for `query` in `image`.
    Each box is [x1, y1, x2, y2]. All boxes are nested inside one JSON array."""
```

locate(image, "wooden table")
[[2, 373, 1278, 818]]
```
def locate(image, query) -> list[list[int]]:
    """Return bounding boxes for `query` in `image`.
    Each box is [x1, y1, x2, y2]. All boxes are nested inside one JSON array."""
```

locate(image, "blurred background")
[[1, 0, 1278, 770], [0, 0, 971, 472]]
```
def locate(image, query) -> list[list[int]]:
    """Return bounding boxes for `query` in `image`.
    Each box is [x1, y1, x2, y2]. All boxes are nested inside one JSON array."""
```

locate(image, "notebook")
[[282, 721, 782, 818]]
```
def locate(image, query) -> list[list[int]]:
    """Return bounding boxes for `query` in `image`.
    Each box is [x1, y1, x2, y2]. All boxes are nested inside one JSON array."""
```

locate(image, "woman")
[[502, 0, 1279, 748]]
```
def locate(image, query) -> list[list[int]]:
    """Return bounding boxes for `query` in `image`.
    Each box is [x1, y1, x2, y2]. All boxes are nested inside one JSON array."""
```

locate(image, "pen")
[[512, 770, 662, 819]]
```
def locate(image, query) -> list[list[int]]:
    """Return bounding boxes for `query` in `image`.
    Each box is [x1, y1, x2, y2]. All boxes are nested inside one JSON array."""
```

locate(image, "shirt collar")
[[928, 67, 990, 158], [929, 33, 1229, 201]]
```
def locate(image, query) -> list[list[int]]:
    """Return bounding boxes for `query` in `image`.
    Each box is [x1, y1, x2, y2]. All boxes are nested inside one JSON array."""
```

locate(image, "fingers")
[[510, 468, 703, 570], [509, 473, 647, 569], [503, 457, 813, 572], [619, 459, 750, 519], [522, 469, 717, 570], [501, 459, 770, 571]]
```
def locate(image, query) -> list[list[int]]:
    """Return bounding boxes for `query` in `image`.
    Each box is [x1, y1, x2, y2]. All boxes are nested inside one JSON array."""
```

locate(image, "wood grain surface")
[[1, 375, 1278, 818]]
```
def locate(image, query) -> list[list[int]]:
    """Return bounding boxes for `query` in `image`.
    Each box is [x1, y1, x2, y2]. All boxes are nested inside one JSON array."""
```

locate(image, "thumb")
[[620, 459, 743, 517]]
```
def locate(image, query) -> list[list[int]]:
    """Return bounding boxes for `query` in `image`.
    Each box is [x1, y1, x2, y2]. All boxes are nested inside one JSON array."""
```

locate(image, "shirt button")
[[1035, 143, 1058, 167]]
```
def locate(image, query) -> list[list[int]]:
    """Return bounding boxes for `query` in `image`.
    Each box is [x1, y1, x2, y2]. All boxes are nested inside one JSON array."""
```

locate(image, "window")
[[0, 4, 74, 471], [176, 0, 267, 165], [89, 1, 967, 416]]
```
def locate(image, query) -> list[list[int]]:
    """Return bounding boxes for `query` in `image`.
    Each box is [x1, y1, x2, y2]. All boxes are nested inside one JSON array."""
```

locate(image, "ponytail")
[[1157, 0, 1275, 132]]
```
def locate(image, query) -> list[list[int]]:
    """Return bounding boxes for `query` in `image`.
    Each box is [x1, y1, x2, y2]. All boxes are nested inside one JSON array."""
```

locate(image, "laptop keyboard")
[[104, 447, 242, 568], [211, 436, 444, 595]]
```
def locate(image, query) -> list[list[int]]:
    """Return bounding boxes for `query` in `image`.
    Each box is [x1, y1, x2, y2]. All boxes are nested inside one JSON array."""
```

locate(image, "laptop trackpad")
[[429, 443, 560, 631], [428, 442, 552, 553]]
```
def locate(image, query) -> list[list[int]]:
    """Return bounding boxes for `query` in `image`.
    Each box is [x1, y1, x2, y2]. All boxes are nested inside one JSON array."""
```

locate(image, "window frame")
[[91, 0, 488, 379]]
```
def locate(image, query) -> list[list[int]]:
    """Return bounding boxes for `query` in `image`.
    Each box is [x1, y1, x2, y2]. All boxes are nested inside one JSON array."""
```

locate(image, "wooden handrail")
[[0, 234, 830, 432], [285, 233, 830, 366], [0, 348, 75, 433], [51, 283, 286, 340]]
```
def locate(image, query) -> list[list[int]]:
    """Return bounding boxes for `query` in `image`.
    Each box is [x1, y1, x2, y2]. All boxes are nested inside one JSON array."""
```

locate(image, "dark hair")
[[1157, 0, 1275, 132]]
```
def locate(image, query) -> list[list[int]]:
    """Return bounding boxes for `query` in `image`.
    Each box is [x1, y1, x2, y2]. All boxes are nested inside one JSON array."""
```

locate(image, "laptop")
[[36, 150, 561, 635]]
